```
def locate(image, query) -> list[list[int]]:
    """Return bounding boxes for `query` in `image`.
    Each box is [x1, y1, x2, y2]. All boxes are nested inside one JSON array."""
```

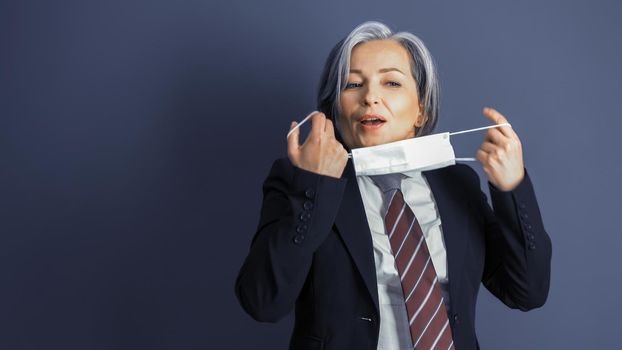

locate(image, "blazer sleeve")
[[234, 157, 348, 322], [471, 167, 552, 311]]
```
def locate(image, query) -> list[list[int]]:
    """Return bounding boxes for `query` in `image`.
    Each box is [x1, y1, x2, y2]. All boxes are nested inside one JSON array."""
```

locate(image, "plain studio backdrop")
[[1, 0, 620, 348]]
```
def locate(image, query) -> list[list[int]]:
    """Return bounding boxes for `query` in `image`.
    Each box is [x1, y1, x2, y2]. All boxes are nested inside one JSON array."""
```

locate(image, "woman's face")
[[338, 39, 424, 150]]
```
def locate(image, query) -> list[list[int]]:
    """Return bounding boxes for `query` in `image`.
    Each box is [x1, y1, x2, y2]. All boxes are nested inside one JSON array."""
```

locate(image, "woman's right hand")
[[287, 112, 349, 179]]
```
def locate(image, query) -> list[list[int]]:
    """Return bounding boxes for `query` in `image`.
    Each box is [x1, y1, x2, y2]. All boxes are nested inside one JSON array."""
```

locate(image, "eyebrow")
[[349, 67, 405, 75]]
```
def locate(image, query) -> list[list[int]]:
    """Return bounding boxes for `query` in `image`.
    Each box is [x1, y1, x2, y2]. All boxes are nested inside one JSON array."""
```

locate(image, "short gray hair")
[[317, 21, 440, 137]]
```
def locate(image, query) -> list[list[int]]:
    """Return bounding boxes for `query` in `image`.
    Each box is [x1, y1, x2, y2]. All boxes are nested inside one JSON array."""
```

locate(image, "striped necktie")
[[371, 174, 454, 350]]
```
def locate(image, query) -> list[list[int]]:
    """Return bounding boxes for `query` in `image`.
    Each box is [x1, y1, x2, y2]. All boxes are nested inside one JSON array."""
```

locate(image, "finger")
[[479, 141, 496, 153], [287, 121, 300, 157], [324, 118, 336, 138], [310, 112, 327, 139], [476, 149, 491, 167], [486, 107, 514, 140], [483, 107, 515, 138], [484, 127, 508, 145], [483, 106, 507, 124]]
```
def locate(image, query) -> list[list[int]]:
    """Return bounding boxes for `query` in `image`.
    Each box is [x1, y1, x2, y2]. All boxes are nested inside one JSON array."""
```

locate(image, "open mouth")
[[360, 118, 386, 126], [359, 114, 387, 128]]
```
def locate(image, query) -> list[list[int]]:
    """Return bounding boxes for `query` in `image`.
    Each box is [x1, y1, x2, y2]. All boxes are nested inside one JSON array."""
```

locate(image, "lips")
[[358, 113, 386, 126]]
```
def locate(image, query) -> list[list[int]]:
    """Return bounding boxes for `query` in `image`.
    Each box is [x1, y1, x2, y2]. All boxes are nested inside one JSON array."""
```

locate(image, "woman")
[[235, 21, 551, 350]]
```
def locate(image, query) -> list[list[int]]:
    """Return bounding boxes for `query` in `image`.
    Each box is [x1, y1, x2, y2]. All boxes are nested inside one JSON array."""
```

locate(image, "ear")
[[415, 105, 427, 127]]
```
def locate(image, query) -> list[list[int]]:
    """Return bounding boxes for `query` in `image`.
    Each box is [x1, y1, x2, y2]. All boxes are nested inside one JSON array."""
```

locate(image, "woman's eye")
[[386, 81, 401, 87], [345, 82, 362, 89]]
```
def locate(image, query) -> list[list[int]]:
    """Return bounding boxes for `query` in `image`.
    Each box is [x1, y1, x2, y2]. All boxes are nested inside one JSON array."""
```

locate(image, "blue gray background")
[[1, 0, 620, 348]]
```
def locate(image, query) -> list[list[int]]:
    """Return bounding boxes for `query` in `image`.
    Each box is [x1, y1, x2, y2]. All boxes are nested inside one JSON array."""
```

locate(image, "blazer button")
[[293, 234, 305, 244], [527, 233, 535, 241], [299, 211, 312, 222], [521, 212, 529, 220], [305, 188, 315, 199], [453, 314, 460, 324], [296, 224, 308, 233], [528, 242, 536, 250], [519, 202, 526, 209], [303, 201, 314, 210]]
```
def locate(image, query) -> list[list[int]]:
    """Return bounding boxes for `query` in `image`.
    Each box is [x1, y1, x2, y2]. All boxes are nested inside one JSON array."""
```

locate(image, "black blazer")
[[235, 156, 551, 350]]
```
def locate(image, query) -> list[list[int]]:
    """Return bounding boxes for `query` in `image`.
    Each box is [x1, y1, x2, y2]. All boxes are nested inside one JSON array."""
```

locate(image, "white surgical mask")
[[286, 111, 511, 176]]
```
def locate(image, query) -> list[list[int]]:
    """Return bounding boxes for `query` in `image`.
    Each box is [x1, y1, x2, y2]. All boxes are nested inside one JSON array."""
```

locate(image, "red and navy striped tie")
[[371, 174, 454, 350]]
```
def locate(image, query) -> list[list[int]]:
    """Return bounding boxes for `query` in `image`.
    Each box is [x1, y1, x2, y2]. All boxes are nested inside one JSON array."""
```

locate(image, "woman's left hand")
[[475, 107, 525, 191]]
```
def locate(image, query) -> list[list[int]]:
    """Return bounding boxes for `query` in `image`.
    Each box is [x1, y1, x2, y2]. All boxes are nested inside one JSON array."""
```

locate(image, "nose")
[[363, 85, 380, 106]]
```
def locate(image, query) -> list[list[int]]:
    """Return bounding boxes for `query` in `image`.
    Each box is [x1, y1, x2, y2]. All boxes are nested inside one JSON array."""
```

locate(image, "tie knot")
[[370, 173, 404, 193]]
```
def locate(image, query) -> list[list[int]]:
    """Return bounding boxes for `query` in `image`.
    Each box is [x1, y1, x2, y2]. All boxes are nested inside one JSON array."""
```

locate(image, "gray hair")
[[317, 21, 441, 137]]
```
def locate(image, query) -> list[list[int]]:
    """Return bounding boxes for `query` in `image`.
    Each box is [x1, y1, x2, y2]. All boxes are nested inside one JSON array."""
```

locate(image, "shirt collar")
[[402, 169, 422, 179]]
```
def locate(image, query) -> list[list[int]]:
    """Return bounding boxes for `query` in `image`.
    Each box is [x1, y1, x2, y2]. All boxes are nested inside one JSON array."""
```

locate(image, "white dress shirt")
[[356, 170, 451, 350]]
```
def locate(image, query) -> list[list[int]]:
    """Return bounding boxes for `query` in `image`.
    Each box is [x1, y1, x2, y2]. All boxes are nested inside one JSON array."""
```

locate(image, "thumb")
[[287, 121, 300, 159]]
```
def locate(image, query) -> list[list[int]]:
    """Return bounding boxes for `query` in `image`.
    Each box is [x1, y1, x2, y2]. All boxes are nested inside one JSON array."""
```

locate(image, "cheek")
[[342, 118, 358, 136], [391, 94, 420, 121], [337, 116, 353, 135], [392, 94, 417, 110], [340, 96, 356, 113], [338, 102, 356, 125]]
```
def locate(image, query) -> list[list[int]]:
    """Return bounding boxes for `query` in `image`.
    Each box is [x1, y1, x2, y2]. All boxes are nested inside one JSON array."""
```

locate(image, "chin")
[[356, 137, 388, 149]]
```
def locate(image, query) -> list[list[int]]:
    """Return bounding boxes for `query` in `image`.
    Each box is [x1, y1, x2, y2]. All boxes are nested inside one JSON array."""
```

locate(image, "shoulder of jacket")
[[435, 163, 482, 191], [442, 162, 478, 179]]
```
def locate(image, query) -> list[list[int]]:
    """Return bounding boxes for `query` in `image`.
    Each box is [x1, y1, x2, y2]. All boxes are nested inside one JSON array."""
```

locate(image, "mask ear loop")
[[286, 111, 319, 140], [450, 123, 512, 161], [287, 111, 356, 158]]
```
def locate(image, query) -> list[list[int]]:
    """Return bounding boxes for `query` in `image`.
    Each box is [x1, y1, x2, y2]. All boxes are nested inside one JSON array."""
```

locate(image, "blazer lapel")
[[334, 159, 380, 314], [422, 168, 468, 306]]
